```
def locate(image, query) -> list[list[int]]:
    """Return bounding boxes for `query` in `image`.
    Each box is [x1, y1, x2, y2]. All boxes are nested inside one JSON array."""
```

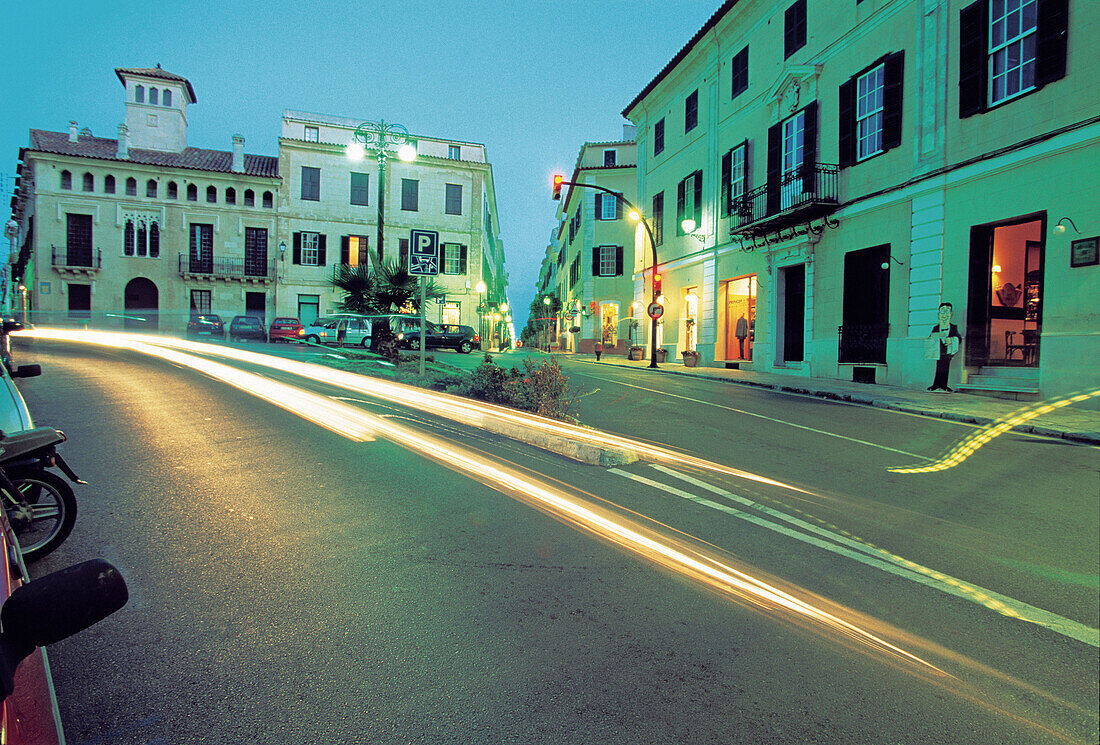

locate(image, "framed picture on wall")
[[1070, 236, 1099, 268]]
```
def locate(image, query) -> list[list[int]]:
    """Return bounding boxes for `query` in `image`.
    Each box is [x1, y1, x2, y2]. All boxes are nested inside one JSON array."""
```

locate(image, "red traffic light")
[[552, 174, 563, 200]]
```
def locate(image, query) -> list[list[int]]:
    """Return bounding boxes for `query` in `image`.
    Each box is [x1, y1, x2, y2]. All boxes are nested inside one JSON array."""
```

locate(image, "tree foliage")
[[331, 260, 445, 315]]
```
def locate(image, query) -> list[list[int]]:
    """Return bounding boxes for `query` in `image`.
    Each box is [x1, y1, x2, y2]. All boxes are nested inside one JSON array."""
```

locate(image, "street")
[[15, 339, 1099, 745]]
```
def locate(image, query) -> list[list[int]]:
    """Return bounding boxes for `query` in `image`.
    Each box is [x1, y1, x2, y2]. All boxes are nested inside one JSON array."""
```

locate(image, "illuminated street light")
[[346, 119, 416, 265]]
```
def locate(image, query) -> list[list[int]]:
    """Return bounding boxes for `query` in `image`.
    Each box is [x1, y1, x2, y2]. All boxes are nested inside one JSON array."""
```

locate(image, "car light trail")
[[887, 388, 1100, 474], [18, 329, 810, 494], [19, 328, 943, 673]]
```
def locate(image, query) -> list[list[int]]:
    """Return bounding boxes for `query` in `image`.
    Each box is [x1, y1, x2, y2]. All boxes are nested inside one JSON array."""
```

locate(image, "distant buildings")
[[8, 67, 509, 343], [540, 0, 1099, 403]]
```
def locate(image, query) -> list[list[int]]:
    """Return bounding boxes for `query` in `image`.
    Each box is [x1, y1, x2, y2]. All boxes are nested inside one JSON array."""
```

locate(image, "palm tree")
[[331, 264, 383, 313], [371, 260, 445, 313]]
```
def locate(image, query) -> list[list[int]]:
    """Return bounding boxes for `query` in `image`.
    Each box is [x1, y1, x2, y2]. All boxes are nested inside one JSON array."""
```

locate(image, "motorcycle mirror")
[[2, 559, 128, 649], [12, 365, 41, 378], [1, 321, 24, 334]]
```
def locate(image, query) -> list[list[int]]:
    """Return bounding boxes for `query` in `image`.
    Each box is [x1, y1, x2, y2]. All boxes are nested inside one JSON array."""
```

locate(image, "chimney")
[[68, 121, 79, 143], [232, 135, 244, 173], [117, 124, 129, 159], [623, 123, 637, 141]]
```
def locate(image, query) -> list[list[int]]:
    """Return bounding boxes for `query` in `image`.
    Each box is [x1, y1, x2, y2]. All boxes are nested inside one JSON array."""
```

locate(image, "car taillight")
[[298, 329, 305, 336], [473, 335, 481, 342]]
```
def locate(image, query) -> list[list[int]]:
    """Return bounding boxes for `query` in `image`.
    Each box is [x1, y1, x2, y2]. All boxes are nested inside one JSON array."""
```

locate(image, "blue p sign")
[[409, 229, 439, 276]]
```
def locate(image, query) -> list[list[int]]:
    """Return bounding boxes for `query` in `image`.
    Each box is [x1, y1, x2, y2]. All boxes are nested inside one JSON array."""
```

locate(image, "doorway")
[[246, 291, 266, 323], [123, 277, 158, 329], [684, 290, 698, 352], [779, 265, 805, 362], [839, 245, 889, 363], [967, 217, 1044, 366]]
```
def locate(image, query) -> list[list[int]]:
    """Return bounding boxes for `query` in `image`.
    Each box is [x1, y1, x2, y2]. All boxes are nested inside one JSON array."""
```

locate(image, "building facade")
[[10, 68, 279, 331], [622, 0, 1098, 404], [8, 69, 511, 347], [277, 111, 509, 345], [547, 131, 640, 354]]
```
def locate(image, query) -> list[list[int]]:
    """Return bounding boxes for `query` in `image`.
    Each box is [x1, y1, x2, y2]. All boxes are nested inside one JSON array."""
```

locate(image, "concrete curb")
[[480, 418, 639, 467]]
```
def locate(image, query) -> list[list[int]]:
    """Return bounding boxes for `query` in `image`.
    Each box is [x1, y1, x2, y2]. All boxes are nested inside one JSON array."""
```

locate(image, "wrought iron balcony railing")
[[730, 164, 839, 237], [178, 253, 274, 280], [52, 247, 101, 269]]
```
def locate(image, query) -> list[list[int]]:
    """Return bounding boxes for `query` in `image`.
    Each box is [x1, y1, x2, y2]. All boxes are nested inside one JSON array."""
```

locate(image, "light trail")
[[18, 329, 811, 494], [887, 388, 1100, 473], [18, 328, 944, 673]]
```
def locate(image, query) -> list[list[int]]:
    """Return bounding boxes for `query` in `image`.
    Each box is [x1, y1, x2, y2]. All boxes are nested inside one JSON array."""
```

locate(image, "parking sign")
[[409, 229, 440, 276]]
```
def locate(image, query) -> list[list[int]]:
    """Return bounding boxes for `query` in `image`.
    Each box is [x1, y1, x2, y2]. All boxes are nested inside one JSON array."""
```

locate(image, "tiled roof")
[[622, 0, 740, 118], [27, 130, 280, 178], [115, 67, 197, 103]]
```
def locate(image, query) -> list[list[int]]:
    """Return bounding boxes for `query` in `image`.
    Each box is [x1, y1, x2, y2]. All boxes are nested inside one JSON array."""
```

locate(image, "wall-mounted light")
[[279, 241, 287, 260], [1053, 217, 1080, 235], [992, 264, 1002, 273], [680, 218, 706, 242], [880, 255, 905, 270]]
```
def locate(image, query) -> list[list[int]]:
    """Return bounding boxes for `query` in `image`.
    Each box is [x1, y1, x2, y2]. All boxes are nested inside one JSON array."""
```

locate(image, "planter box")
[[656, 348, 668, 363], [628, 346, 645, 361], [682, 351, 701, 367]]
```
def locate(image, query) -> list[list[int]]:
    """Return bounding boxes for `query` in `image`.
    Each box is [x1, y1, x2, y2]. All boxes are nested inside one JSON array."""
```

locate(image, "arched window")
[[124, 220, 135, 256], [262, 191, 273, 209], [167, 181, 178, 199], [150, 222, 160, 258], [135, 85, 144, 103], [146, 179, 157, 198], [150, 88, 159, 105], [60, 170, 72, 190], [206, 185, 217, 203], [163, 89, 172, 107], [244, 189, 255, 207], [83, 173, 94, 192], [136, 222, 148, 257], [187, 183, 197, 201], [105, 175, 116, 194], [225, 187, 236, 205], [126, 177, 137, 196]]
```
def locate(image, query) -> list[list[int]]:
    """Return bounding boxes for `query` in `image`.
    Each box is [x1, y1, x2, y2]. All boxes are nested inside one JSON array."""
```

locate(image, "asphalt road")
[[14, 340, 1099, 745]]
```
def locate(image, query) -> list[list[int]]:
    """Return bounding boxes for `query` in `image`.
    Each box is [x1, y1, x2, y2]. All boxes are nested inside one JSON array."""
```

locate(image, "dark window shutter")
[[959, 0, 988, 118], [292, 232, 302, 265], [692, 169, 703, 216], [766, 123, 781, 215], [592, 246, 600, 276], [340, 236, 349, 265], [677, 178, 686, 225], [595, 194, 603, 220], [802, 102, 818, 192], [882, 52, 905, 152], [1035, 0, 1069, 88], [721, 150, 732, 216], [615, 246, 623, 276], [459, 244, 468, 274], [839, 77, 857, 168], [731, 47, 749, 99], [358, 236, 369, 266], [317, 235, 327, 266]]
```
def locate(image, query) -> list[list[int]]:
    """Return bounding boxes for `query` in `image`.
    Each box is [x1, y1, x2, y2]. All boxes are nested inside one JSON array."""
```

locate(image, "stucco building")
[[621, 0, 1098, 404], [546, 130, 640, 355], [9, 67, 280, 331]]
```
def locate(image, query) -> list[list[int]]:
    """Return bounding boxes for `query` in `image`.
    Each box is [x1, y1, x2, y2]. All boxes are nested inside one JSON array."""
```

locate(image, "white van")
[[299, 315, 372, 346]]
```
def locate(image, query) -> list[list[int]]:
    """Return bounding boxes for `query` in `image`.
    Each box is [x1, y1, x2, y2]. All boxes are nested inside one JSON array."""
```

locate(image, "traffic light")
[[653, 272, 662, 294], [552, 174, 563, 200]]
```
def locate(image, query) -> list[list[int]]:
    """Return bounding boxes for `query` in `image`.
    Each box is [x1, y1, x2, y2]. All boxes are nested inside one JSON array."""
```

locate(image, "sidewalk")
[[560, 352, 1100, 445]]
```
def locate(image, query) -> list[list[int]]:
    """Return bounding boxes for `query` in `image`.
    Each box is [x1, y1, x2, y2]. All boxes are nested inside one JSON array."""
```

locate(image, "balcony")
[[838, 323, 889, 364], [178, 253, 274, 284], [730, 164, 839, 238], [51, 247, 101, 277]]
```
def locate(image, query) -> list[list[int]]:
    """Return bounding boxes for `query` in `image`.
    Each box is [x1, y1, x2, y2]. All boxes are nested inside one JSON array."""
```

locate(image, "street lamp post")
[[475, 280, 487, 351], [542, 295, 551, 352], [346, 120, 416, 265]]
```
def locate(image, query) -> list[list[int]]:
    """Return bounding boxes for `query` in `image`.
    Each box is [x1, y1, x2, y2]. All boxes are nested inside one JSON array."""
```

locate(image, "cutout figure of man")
[[928, 302, 962, 392]]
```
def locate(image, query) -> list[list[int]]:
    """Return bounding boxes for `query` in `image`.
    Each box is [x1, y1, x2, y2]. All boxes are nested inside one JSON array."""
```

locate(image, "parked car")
[[0, 360, 40, 435], [299, 315, 373, 347], [185, 314, 225, 339], [229, 316, 267, 343], [400, 322, 480, 354], [268, 317, 303, 343]]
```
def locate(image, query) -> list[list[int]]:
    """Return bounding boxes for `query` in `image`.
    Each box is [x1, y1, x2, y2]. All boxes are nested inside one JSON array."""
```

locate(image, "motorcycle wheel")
[[3, 468, 78, 563]]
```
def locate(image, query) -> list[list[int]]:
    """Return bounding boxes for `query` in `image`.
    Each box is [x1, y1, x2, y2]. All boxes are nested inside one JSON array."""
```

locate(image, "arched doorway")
[[123, 277, 159, 329]]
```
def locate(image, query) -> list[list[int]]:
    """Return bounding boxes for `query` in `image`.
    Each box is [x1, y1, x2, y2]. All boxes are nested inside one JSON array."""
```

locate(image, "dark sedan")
[[229, 315, 267, 343], [185, 314, 225, 339], [401, 322, 480, 353]]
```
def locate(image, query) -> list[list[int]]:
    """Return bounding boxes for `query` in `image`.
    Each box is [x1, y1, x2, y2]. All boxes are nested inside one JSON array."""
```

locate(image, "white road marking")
[[582, 373, 932, 460], [609, 465, 1099, 648]]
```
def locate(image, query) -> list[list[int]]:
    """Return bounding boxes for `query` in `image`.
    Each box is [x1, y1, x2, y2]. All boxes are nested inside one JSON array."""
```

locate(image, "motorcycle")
[[0, 427, 81, 562]]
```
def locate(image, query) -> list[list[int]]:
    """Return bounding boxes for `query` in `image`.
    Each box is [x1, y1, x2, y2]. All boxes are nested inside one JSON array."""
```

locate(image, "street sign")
[[409, 229, 440, 276], [647, 302, 664, 320]]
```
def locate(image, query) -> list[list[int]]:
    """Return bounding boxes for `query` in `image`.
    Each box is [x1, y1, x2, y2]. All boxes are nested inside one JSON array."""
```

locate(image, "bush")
[[448, 355, 581, 422]]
